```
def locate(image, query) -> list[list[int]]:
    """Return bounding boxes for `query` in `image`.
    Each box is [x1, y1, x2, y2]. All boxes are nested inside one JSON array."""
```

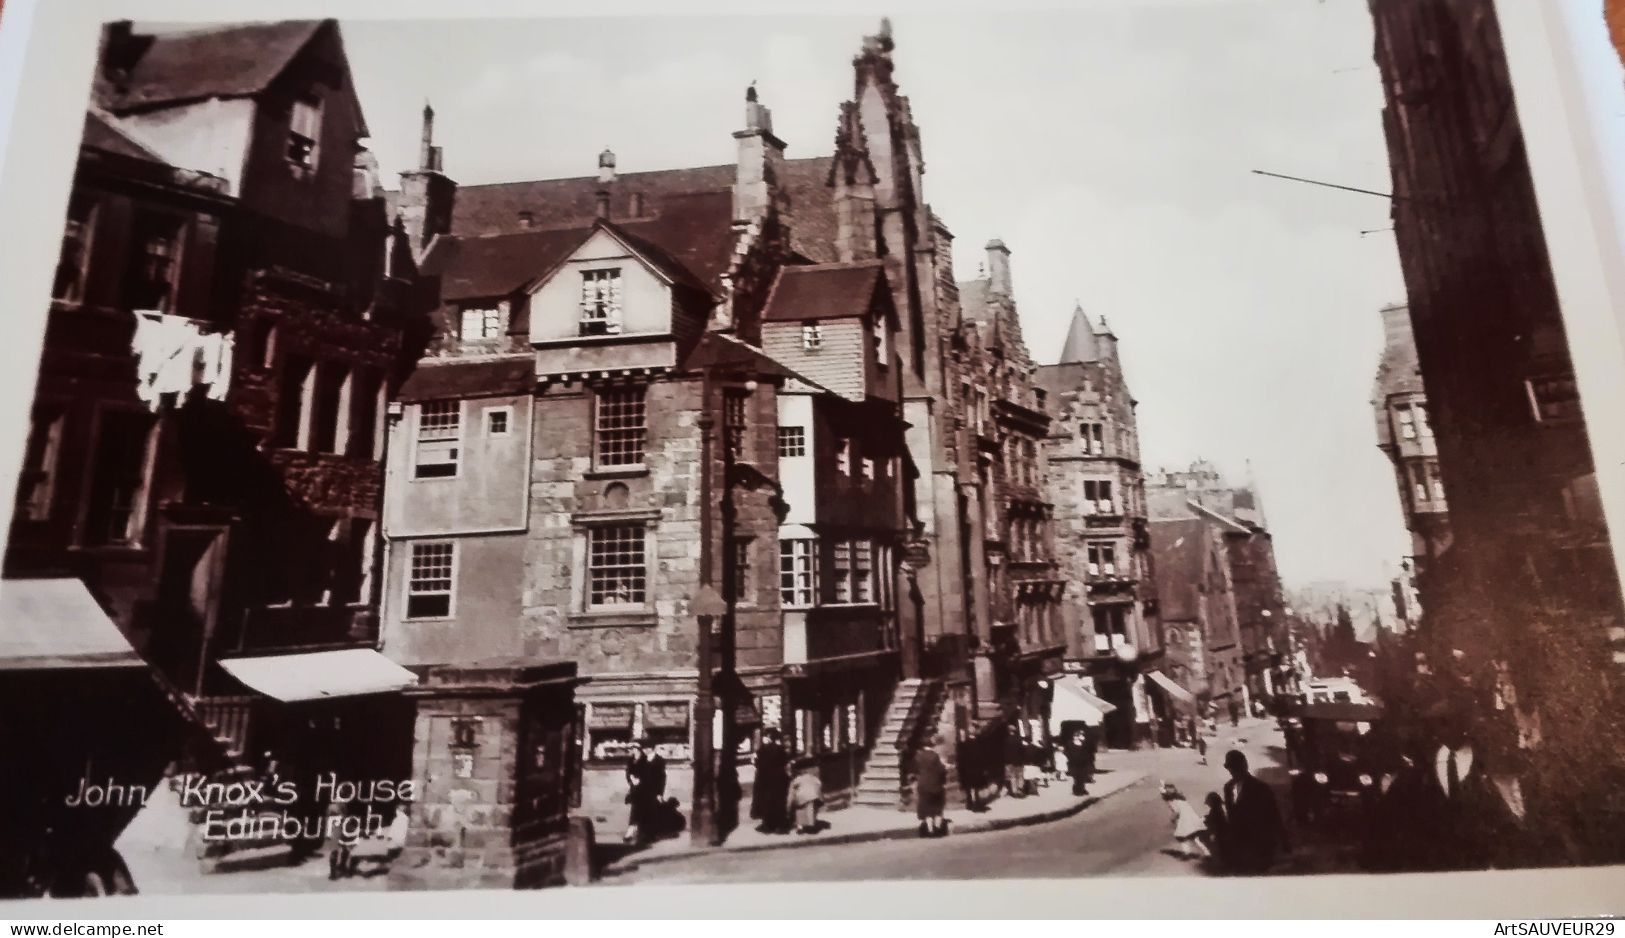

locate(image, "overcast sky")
[[339, 3, 1412, 589]]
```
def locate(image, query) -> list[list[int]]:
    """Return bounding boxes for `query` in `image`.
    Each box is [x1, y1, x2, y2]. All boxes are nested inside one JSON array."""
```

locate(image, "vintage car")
[[1283, 701, 1389, 827]]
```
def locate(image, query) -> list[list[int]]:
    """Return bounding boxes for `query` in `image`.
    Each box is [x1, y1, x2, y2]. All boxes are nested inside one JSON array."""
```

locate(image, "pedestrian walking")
[[1196, 729, 1208, 766], [1162, 783, 1210, 860], [1201, 791, 1229, 870], [1002, 723, 1027, 797], [1228, 698, 1241, 728], [750, 729, 791, 834], [1063, 728, 1089, 795], [623, 738, 667, 845], [787, 760, 824, 835], [914, 736, 949, 837], [1221, 749, 1287, 874]]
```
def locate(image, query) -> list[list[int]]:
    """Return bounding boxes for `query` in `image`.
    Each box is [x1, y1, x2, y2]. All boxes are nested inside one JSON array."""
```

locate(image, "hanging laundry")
[[131, 310, 235, 410]]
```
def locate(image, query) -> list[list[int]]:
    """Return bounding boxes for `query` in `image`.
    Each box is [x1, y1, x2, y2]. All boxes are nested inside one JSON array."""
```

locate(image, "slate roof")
[[1149, 518, 1210, 623], [97, 21, 326, 114], [396, 356, 535, 403], [680, 332, 816, 386], [761, 261, 885, 323], [431, 156, 839, 262], [82, 110, 164, 163], [421, 191, 734, 302]]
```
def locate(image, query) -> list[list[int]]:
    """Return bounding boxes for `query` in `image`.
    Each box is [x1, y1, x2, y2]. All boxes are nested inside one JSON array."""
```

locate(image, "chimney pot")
[[598, 147, 617, 184]]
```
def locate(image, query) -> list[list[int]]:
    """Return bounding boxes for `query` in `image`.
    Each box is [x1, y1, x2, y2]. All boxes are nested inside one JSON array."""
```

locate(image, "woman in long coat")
[[914, 736, 950, 837], [750, 730, 791, 834]]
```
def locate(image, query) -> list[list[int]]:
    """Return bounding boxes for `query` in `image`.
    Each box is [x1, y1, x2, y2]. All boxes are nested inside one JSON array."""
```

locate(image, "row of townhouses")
[[1, 18, 1292, 884]]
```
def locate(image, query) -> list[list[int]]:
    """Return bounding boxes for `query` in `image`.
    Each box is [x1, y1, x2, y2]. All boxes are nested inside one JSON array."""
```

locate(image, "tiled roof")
[[438, 156, 838, 262], [680, 333, 813, 386], [97, 21, 325, 113], [397, 356, 535, 403], [1149, 518, 1210, 623], [82, 110, 164, 163], [421, 191, 735, 302], [761, 261, 885, 323]]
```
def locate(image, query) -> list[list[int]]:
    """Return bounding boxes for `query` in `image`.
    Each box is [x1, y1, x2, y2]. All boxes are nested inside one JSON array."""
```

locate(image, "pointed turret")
[[1059, 302, 1100, 364]]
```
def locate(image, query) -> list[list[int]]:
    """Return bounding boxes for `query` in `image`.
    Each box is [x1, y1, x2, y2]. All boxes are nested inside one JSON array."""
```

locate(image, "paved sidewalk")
[[601, 757, 1149, 876]]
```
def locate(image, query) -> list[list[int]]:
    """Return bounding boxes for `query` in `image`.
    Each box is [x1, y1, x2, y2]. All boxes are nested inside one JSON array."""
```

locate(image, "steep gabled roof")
[[761, 260, 886, 323], [98, 21, 326, 113], [82, 109, 165, 163], [441, 157, 839, 264], [1059, 303, 1100, 364], [420, 190, 735, 302]]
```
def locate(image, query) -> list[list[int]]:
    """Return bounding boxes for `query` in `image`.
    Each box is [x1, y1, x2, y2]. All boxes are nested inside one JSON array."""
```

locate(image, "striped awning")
[[1146, 669, 1199, 710]]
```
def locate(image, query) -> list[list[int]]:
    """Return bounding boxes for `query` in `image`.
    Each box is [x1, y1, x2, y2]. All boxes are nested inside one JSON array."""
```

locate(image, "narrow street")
[[605, 718, 1330, 885]]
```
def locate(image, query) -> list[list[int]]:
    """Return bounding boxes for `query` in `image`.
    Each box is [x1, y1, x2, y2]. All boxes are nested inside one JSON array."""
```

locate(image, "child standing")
[[787, 760, 824, 835]]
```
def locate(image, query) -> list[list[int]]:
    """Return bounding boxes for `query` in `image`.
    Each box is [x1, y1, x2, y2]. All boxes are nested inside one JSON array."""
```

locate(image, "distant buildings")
[[1036, 306, 1163, 748], [1371, 304, 1451, 579]]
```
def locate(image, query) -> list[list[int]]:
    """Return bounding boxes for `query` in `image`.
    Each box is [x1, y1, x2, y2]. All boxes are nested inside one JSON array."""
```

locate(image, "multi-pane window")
[[777, 426, 806, 458], [1091, 605, 1128, 653], [16, 406, 64, 521], [872, 314, 888, 365], [1410, 463, 1429, 504], [84, 411, 156, 547], [724, 390, 748, 461], [54, 195, 95, 303], [406, 542, 454, 618], [1415, 403, 1434, 439], [123, 213, 182, 312], [1527, 375, 1581, 423], [861, 456, 876, 481], [287, 97, 321, 170], [836, 438, 852, 475], [460, 306, 504, 341], [1087, 542, 1118, 577], [487, 408, 510, 436], [1083, 479, 1115, 515], [830, 541, 853, 604], [594, 388, 646, 467], [414, 401, 461, 478], [588, 525, 647, 607], [579, 268, 623, 335], [780, 539, 817, 607], [1080, 421, 1104, 456], [1397, 405, 1417, 440], [731, 537, 752, 602], [851, 541, 874, 603], [802, 322, 823, 350], [1428, 462, 1446, 501]]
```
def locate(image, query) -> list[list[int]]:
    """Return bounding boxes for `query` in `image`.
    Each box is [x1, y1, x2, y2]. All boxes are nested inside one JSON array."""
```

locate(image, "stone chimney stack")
[[985, 239, 1013, 297], [398, 100, 457, 263], [733, 83, 788, 225], [598, 147, 617, 185]]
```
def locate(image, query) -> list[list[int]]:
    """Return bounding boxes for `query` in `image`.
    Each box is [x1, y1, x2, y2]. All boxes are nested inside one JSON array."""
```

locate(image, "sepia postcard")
[[0, 0, 1624, 919]]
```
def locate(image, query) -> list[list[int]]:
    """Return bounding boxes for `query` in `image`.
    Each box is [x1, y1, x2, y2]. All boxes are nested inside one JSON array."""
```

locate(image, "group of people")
[[623, 739, 681, 846], [1163, 749, 1289, 875], [748, 730, 828, 836]]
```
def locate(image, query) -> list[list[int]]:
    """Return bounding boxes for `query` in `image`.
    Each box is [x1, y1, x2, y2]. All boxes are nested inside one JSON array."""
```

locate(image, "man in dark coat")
[[624, 739, 668, 844], [1063, 728, 1089, 795], [914, 736, 950, 837], [1222, 749, 1287, 874], [750, 730, 791, 834]]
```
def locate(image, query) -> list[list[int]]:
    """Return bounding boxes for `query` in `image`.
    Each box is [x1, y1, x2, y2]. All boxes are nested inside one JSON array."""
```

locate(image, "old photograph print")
[[3, 0, 1625, 900]]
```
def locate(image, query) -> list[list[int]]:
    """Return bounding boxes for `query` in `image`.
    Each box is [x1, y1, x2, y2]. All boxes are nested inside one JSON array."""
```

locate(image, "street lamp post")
[[690, 377, 719, 848]]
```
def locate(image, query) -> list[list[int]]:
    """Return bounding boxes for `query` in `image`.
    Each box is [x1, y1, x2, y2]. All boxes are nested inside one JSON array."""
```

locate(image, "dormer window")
[[580, 268, 623, 336], [459, 305, 504, 341], [288, 96, 322, 172], [802, 322, 823, 351]]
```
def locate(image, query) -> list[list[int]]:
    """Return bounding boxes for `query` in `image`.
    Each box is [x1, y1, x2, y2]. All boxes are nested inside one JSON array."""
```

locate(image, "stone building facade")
[[380, 71, 917, 832], [1372, 303, 1451, 577], [1370, 0, 1625, 863], [1036, 306, 1162, 748], [4, 20, 415, 784]]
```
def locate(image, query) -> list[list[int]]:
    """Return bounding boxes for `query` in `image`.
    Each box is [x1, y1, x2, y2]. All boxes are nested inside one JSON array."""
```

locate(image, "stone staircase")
[[851, 677, 943, 810]]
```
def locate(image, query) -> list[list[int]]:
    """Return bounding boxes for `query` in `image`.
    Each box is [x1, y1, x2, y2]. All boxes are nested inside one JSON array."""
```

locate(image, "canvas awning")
[[219, 649, 417, 702], [1146, 669, 1199, 710], [0, 578, 143, 670], [1049, 675, 1117, 732]]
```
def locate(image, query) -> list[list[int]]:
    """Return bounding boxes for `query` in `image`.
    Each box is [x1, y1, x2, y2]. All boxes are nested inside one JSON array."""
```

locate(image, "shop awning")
[[1049, 675, 1117, 732], [0, 578, 143, 670], [1146, 669, 1199, 710], [219, 649, 417, 702]]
